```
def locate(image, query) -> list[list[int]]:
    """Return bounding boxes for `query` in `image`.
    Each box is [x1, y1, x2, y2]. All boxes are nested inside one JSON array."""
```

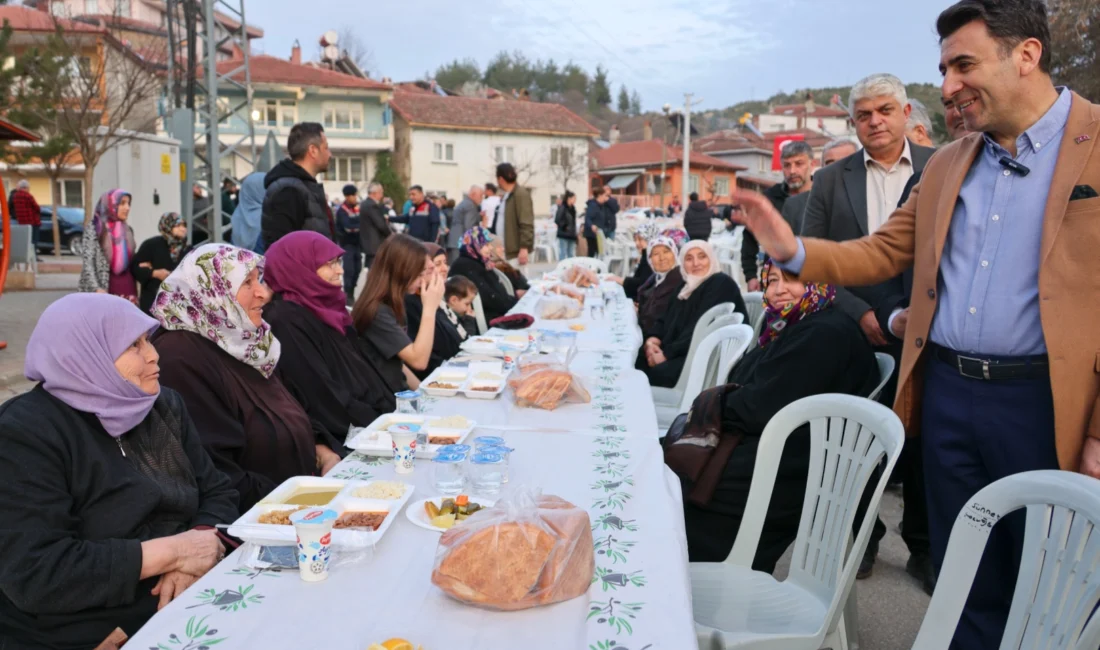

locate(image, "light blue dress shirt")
[[782, 88, 1072, 357]]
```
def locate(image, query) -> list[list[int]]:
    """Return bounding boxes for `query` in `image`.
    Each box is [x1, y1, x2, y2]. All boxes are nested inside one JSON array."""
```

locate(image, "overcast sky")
[[256, 0, 952, 111]]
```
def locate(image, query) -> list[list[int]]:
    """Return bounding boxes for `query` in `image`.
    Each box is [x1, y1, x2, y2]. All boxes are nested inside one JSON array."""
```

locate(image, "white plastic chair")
[[651, 302, 736, 407], [555, 256, 608, 274], [866, 353, 896, 401], [471, 292, 488, 334], [742, 291, 765, 342], [7, 224, 36, 274], [654, 324, 753, 427], [691, 394, 905, 650], [493, 268, 515, 297], [911, 470, 1100, 650]]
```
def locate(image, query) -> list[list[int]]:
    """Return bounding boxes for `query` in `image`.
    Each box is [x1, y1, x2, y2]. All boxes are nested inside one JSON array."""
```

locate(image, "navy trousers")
[[342, 244, 362, 302], [921, 354, 1059, 649]]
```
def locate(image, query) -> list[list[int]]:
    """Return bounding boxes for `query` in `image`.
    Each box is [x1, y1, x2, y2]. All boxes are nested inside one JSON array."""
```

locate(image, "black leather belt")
[[931, 343, 1049, 381]]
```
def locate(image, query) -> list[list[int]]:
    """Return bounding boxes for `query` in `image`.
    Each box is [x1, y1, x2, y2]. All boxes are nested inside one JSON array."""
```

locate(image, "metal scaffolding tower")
[[165, 0, 257, 243]]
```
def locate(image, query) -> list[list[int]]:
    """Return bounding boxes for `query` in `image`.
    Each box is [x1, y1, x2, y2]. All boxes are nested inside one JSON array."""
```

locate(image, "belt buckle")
[[956, 354, 991, 380]]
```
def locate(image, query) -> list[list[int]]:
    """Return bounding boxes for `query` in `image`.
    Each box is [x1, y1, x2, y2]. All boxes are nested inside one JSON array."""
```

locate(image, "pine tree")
[[630, 90, 643, 116], [589, 65, 612, 111], [433, 58, 482, 92], [617, 85, 630, 113]]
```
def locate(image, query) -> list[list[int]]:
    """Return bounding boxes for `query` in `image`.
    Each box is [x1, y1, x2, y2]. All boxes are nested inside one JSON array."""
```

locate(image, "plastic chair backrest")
[[912, 470, 1100, 650], [699, 312, 746, 387], [472, 292, 488, 334], [867, 352, 896, 401], [676, 324, 754, 412], [727, 394, 905, 637], [742, 291, 765, 340], [555, 257, 608, 274], [7, 224, 33, 265], [493, 268, 515, 297], [668, 302, 736, 395]]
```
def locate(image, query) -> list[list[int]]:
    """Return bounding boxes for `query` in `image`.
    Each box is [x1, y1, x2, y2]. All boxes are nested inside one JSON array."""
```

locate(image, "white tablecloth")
[[126, 283, 694, 650]]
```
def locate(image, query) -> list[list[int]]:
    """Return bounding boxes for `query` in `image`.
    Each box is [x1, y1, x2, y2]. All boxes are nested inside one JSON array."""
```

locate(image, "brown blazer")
[[798, 91, 1100, 471]]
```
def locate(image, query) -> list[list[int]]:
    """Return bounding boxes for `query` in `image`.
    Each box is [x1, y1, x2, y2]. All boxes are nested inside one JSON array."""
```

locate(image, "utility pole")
[[681, 93, 703, 201]]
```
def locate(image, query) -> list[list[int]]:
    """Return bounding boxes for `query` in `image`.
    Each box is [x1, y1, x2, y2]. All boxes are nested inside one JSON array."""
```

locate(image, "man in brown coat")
[[492, 162, 534, 265], [732, 1, 1100, 647]]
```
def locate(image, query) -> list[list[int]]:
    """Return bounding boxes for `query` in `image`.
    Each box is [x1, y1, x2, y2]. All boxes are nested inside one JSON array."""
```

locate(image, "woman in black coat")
[[635, 234, 683, 335], [554, 190, 578, 260], [130, 212, 189, 314], [640, 241, 747, 387], [679, 260, 878, 571], [448, 225, 517, 322]]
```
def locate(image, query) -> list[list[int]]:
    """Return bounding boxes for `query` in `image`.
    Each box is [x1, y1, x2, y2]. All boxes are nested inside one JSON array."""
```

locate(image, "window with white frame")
[[714, 176, 730, 195], [325, 156, 367, 183], [758, 156, 767, 172], [688, 174, 700, 194], [85, 0, 99, 13], [432, 142, 455, 163], [493, 145, 514, 164], [252, 99, 297, 128], [549, 145, 572, 168], [55, 179, 84, 207], [322, 102, 363, 131]]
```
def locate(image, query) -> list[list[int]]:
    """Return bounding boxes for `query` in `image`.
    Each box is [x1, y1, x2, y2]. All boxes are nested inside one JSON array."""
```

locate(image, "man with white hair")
[[906, 98, 936, 147], [800, 72, 937, 588], [358, 182, 391, 269], [11, 179, 41, 256], [448, 184, 484, 262]]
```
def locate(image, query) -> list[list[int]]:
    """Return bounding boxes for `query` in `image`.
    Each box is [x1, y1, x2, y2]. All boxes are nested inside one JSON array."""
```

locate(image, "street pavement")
[[0, 269, 930, 648]]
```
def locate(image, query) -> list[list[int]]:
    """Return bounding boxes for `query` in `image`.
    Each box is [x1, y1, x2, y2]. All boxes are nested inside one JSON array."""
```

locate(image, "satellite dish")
[[323, 45, 339, 61], [321, 30, 339, 47]]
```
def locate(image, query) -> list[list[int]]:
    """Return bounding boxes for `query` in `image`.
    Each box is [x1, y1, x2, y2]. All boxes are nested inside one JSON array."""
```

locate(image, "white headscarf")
[[676, 240, 720, 300], [646, 235, 679, 286], [151, 243, 281, 377]]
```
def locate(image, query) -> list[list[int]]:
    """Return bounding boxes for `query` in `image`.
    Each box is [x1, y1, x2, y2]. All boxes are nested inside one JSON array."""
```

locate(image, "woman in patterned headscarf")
[[635, 233, 683, 335], [448, 225, 517, 322], [606, 221, 660, 299], [130, 212, 191, 315], [677, 257, 879, 570], [150, 244, 342, 511], [80, 188, 138, 301]]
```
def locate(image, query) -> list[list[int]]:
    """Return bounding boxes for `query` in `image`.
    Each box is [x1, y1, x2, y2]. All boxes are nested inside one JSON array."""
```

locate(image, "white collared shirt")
[[864, 140, 914, 234]]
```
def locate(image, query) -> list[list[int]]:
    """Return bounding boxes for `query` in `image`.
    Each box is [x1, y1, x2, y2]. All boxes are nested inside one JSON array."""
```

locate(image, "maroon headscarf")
[[263, 231, 353, 333]]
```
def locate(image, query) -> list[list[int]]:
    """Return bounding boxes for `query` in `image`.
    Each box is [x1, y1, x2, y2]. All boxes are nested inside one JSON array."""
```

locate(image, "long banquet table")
[[127, 282, 697, 650]]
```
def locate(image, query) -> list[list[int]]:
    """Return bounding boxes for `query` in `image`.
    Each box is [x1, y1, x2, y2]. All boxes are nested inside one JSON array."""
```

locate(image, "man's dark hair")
[[409, 185, 423, 193], [484, 183, 497, 194], [781, 140, 814, 160], [445, 275, 477, 301], [287, 122, 325, 161], [496, 163, 517, 184], [689, 192, 699, 201], [936, 0, 1051, 73], [592, 187, 603, 199]]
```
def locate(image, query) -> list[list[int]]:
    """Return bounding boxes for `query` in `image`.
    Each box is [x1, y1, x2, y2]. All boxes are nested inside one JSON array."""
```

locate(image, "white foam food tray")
[[345, 413, 476, 457]]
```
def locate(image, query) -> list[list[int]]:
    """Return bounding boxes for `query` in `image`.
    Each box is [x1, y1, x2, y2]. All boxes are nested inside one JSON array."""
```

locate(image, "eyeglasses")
[[323, 258, 342, 270]]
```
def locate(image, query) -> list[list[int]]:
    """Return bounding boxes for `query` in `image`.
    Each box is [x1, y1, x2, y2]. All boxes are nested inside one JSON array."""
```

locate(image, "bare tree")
[[45, 18, 164, 227], [486, 151, 539, 187], [318, 27, 377, 76], [1048, 0, 1099, 101], [547, 141, 590, 194]]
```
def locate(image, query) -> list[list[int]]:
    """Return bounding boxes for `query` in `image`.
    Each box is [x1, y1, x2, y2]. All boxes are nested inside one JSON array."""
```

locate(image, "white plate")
[[462, 380, 505, 400], [227, 477, 415, 548], [420, 368, 466, 397], [405, 496, 496, 533], [345, 413, 476, 457]]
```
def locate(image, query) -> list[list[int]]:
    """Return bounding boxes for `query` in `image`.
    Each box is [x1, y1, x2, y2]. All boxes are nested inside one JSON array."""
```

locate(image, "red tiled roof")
[[389, 91, 599, 136], [212, 55, 391, 91], [0, 5, 101, 33], [770, 103, 849, 118], [592, 139, 746, 171], [695, 128, 832, 154]]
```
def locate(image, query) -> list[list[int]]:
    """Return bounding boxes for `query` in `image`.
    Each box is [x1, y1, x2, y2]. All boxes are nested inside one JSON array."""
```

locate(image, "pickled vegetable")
[[455, 495, 469, 507], [431, 513, 457, 530], [424, 501, 440, 519]]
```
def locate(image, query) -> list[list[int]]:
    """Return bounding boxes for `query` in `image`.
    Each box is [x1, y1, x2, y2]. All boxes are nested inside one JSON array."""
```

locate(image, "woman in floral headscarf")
[[150, 244, 342, 511], [448, 225, 517, 322], [80, 188, 138, 301], [635, 233, 683, 335], [677, 258, 878, 570], [606, 221, 659, 299], [130, 212, 191, 315]]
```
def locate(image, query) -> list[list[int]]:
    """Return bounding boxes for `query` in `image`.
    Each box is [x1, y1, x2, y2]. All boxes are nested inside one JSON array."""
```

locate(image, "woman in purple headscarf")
[[79, 188, 138, 302], [0, 293, 238, 649], [262, 231, 396, 447]]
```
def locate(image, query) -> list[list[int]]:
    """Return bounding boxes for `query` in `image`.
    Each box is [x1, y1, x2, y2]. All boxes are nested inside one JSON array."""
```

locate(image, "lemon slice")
[[382, 639, 415, 650]]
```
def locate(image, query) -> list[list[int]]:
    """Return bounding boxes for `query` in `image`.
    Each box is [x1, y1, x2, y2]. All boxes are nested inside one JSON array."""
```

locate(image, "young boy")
[[444, 276, 479, 338]]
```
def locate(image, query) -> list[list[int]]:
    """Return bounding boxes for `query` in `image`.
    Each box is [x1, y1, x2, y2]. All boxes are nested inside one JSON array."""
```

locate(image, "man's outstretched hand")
[[728, 190, 799, 263]]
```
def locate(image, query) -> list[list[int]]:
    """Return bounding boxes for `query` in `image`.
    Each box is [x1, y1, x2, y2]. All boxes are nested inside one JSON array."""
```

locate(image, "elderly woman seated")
[[635, 233, 683, 335], [671, 261, 878, 571], [151, 244, 342, 512], [261, 231, 396, 446], [0, 294, 237, 649], [639, 240, 747, 387], [606, 223, 657, 300]]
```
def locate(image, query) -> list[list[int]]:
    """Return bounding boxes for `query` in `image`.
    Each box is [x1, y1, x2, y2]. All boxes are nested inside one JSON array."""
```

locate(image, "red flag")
[[771, 134, 806, 171]]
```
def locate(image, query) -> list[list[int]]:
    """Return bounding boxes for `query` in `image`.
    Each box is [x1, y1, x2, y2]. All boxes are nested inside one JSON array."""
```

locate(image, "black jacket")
[[636, 267, 683, 335], [683, 200, 713, 241], [449, 253, 518, 322], [405, 294, 465, 379], [261, 158, 335, 249], [554, 203, 577, 240], [622, 252, 653, 300], [583, 198, 605, 237], [390, 201, 440, 243], [335, 202, 361, 247], [604, 196, 620, 234], [740, 182, 791, 279], [359, 196, 392, 266], [0, 387, 238, 650], [129, 236, 190, 315]]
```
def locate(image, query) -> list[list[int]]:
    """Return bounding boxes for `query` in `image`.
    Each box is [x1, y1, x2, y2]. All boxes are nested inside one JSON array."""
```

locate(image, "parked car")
[[37, 206, 85, 256]]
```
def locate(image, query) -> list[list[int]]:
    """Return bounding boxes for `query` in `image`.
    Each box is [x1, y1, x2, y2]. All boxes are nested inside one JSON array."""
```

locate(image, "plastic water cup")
[[289, 508, 337, 582], [390, 426, 417, 474], [480, 444, 513, 483], [395, 390, 421, 415], [468, 451, 505, 495], [432, 451, 468, 494], [472, 436, 505, 449]]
